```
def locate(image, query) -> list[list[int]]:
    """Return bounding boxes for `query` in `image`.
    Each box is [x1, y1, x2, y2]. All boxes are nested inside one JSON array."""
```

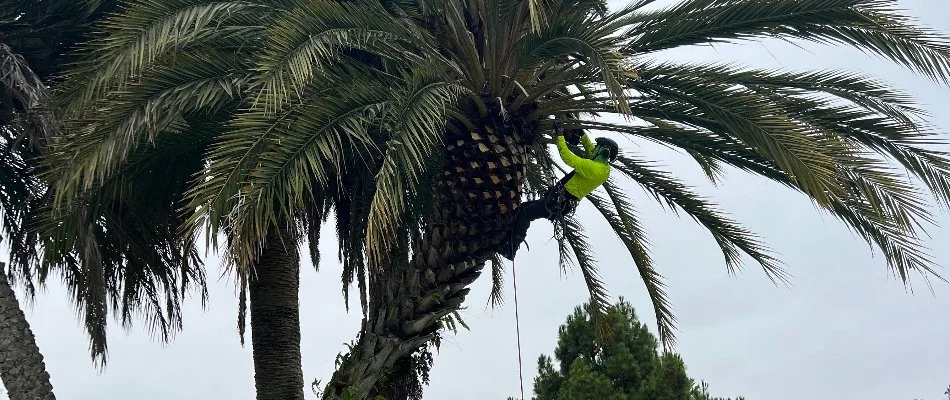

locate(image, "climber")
[[496, 123, 618, 260]]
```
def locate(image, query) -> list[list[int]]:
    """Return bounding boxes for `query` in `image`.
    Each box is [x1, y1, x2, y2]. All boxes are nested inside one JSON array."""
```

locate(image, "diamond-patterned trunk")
[[325, 121, 529, 398]]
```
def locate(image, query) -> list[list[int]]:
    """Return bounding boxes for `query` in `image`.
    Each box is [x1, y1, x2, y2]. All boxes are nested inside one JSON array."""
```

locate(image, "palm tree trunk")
[[249, 226, 304, 400], [324, 122, 529, 399], [0, 262, 56, 400]]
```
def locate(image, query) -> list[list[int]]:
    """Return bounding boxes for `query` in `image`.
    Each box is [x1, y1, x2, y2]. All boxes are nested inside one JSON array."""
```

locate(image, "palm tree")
[[197, 1, 949, 398], [51, 0, 950, 399], [2, 2, 204, 398], [45, 1, 317, 398]]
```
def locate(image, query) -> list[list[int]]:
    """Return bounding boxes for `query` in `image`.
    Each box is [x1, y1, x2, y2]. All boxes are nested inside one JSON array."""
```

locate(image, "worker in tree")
[[497, 123, 619, 260]]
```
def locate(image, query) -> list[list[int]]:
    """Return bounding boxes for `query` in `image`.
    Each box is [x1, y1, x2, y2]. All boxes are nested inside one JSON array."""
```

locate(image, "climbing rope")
[[512, 255, 526, 400]]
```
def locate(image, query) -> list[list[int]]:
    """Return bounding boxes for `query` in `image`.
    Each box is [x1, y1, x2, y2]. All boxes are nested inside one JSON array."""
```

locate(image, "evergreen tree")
[[531, 300, 744, 400]]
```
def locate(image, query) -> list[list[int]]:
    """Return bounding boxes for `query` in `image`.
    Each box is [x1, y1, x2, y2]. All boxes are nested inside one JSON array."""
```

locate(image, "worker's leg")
[[497, 189, 561, 259]]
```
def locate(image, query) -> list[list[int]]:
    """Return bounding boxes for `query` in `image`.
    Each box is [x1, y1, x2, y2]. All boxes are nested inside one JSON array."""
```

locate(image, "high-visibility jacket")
[[555, 134, 610, 199]]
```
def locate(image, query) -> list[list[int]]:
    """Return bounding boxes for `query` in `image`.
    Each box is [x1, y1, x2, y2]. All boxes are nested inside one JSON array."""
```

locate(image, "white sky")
[[5, 0, 950, 399]]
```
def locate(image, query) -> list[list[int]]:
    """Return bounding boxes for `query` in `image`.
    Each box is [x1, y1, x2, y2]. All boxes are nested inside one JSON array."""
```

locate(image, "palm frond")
[[487, 254, 506, 308], [752, 92, 950, 211], [515, 9, 633, 113], [612, 155, 788, 283], [252, 0, 441, 113], [364, 70, 464, 270], [35, 115, 212, 365], [626, 0, 950, 85], [0, 137, 42, 292], [1, 43, 47, 113], [0, 43, 57, 144], [558, 213, 612, 339], [621, 120, 939, 284], [630, 61, 950, 210], [586, 181, 677, 348], [57, 0, 273, 114], [331, 167, 374, 313], [638, 61, 928, 124], [50, 50, 249, 197], [200, 73, 384, 271], [630, 70, 847, 208]]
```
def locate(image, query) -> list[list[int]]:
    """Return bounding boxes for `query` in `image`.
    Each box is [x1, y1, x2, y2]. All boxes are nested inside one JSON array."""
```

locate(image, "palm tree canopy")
[[53, 0, 950, 355], [1, 0, 209, 366]]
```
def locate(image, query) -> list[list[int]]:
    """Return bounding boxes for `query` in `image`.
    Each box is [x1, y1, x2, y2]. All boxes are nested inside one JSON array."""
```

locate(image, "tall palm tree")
[[45, 1, 320, 398], [186, 0, 950, 398], [2, 2, 204, 399], [52, 0, 950, 399]]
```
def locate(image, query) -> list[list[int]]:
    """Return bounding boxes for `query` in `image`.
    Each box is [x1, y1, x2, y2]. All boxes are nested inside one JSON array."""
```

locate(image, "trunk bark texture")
[[0, 263, 56, 400], [249, 226, 304, 400], [325, 120, 529, 399]]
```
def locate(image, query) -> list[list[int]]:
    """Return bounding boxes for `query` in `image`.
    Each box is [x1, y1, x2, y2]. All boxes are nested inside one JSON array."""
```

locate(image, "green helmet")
[[594, 137, 619, 161]]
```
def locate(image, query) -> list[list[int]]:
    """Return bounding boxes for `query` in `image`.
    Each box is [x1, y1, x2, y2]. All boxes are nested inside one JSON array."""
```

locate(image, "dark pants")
[[498, 184, 579, 259]]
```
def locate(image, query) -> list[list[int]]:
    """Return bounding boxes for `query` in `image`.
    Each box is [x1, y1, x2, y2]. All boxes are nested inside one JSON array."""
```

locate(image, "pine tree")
[[531, 299, 745, 400]]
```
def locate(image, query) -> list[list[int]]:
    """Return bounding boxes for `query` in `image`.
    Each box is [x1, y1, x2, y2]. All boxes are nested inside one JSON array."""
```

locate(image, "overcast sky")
[[5, 0, 950, 399]]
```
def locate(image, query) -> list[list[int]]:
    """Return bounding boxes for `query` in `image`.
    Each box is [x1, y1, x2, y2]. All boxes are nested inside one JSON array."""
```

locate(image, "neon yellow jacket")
[[555, 134, 610, 198]]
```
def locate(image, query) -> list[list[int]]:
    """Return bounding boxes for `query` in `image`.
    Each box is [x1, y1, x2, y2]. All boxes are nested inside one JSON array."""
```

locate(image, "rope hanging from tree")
[[512, 256, 526, 400]]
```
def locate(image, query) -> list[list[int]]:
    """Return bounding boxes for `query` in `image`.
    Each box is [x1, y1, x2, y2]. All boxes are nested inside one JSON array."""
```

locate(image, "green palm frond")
[[49, 50, 249, 197], [586, 181, 677, 348], [364, 69, 465, 269], [197, 72, 383, 269], [613, 155, 788, 283], [35, 117, 212, 365], [515, 7, 635, 113], [638, 61, 928, 124], [419, 0, 484, 88], [613, 118, 938, 283], [636, 63, 950, 205], [476, 0, 525, 89], [558, 214, 613, 339], [630, 70, 847, 208], [616, 61, 950, 215], [252, 0, 441, 112], [753, 93, 950, 209], [626, 0, 950, 84], [487, 254, 506, 308], [57, 0, 274, 115]]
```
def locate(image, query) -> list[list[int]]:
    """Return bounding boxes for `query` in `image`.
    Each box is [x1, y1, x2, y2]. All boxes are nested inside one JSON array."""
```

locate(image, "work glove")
[[564, 128, 582, 146], [553, 122, 581, 145], [553, 121, 565, 138]]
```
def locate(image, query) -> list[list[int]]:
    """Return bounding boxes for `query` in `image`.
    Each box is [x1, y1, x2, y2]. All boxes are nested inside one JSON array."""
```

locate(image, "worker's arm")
[[580, 134, 596, 157], [555, 135, 585, 169]]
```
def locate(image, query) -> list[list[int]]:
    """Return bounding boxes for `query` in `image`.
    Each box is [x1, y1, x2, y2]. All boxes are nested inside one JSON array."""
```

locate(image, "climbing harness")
[[544, 172, 578, 242]]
